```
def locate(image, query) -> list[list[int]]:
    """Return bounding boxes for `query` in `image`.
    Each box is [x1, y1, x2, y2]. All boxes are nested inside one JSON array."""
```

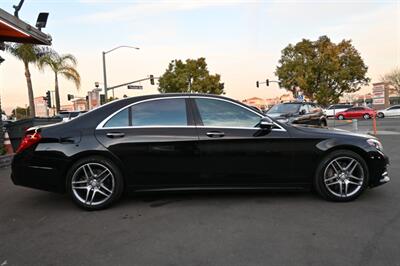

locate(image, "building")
[[34, 96, 49, 117], [265, 97, 280, 107], [60, 104, 74, 112], [242, 97, 266, 110], [279, 93, 295, 102], [72, 98, 88, 111]]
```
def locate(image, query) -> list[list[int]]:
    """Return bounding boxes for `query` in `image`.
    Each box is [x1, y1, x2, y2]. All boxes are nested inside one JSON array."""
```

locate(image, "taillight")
[[16, 132, 42, 153]]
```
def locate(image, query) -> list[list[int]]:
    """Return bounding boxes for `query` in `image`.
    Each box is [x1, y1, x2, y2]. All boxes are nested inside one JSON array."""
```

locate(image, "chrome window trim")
[[96, 96, 189, 129], [96, 95, 286, 132]]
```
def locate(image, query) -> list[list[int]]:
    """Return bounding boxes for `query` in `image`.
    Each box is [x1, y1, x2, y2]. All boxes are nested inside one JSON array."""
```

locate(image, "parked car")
[[335, 106, 376, 120], [377, 105, 400, 118], [266, 102, 327, 127], [324, 104, 354, 117], [11, 94, 389, 210]]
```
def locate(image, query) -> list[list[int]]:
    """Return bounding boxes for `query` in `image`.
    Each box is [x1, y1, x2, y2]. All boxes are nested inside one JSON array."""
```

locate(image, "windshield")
[[267, 104, 300, 114]]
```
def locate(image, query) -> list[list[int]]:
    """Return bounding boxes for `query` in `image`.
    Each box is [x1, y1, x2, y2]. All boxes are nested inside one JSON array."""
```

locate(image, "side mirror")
[[259, 117, 274, 130]]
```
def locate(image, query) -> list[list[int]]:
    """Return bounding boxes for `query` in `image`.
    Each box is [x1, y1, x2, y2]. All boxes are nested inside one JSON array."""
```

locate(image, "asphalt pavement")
[[0, 135, 399, 266], [328, 117, 400, 135]]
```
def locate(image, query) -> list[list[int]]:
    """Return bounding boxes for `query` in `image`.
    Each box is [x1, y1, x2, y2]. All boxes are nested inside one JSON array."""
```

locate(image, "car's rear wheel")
[[338, 114, 344, 120], [320, 119, 327, 127], [377, 112, 384, 118], [314, 150, 369, 202], [66, 156, 124, 210], [363, 114, 371, 120]]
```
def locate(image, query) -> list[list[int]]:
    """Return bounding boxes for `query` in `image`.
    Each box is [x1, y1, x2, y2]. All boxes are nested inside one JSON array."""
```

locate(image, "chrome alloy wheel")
[[323, 156, 365, 198], [71, 163, 115, 206]]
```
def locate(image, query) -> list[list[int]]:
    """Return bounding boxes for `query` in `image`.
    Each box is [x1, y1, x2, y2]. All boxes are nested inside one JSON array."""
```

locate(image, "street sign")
[[297, 94, 304, 102], [127, 85, 143, 90]]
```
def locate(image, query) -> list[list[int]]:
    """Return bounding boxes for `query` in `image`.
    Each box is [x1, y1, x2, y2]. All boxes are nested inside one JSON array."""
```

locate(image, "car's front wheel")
[[338, 114, 344, 120], [314, 150, 368, 202], [377, 112, 384, 118], [66, 156, 124, 210]]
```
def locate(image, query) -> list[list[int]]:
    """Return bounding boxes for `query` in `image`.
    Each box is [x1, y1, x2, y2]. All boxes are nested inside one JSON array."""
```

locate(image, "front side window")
[[131, 98, 187, 126], [195, 98, 261, 128]]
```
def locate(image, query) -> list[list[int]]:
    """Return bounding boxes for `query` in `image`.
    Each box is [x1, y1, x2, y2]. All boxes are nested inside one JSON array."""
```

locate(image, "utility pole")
[[102, 51, 108, 102]]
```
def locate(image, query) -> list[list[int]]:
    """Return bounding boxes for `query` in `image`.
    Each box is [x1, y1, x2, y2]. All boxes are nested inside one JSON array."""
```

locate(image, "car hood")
[[292, 124, 375, 139]]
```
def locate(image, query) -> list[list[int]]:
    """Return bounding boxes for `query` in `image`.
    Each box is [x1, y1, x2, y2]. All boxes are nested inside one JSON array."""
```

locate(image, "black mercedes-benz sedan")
[[11, 94, 390, 210]]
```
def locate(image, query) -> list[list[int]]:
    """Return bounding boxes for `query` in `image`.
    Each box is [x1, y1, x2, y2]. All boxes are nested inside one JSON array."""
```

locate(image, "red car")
[[336, 106, 376, 120]]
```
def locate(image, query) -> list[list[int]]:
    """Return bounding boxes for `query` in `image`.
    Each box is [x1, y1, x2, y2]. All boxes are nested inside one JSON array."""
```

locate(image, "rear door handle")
[[106, 132, 125, 138], [206, 131, 225, 138]]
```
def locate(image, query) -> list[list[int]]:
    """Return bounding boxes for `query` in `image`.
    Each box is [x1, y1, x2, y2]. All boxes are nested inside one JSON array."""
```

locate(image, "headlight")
[[367, 138, 383, 151]]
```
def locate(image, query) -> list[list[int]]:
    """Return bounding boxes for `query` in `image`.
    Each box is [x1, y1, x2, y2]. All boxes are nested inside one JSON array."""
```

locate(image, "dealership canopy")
[[0, 8, 51, 45]]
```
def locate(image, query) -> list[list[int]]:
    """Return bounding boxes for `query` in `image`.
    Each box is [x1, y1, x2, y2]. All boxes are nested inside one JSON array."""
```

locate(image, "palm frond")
[[4, 43, 38, 63], [60, 54, 78, 66], [59, 66, 81, 89]]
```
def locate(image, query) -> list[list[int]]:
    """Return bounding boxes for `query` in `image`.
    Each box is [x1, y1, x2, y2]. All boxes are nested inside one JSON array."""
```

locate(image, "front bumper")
[[369, 153, 390, 188], [379, 171, 390, 184]]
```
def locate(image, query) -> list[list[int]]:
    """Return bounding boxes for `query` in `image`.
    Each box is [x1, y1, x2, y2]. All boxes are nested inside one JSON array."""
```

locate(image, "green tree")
[[38, 50, 81, 112], [381, 68, 400, 96], [158, 58, 224, 94], [275, 36, 370, 106], [5, 43, 48, 117], [11, 106, 30, 120]]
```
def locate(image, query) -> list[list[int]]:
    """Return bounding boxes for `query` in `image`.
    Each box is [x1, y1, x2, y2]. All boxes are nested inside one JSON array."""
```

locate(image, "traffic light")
[[46, 90, 51, 108], [149, 75, 155, 85], [256, 81, 259, 88], [266, 79, 269, 86], [67, 94, 74, 101]]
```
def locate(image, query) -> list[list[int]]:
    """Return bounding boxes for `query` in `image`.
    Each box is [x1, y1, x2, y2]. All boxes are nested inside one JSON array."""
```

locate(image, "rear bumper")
[[11, 152, 67, 193]]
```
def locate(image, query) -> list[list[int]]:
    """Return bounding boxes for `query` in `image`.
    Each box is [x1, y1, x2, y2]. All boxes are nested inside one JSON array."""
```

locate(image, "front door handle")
[[206, 131, 225, 138], [106, 132, 125, 138]]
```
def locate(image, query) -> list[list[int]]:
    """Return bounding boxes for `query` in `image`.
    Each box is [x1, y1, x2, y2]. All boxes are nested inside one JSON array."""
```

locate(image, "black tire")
[[338, 115, 344, 120], [377, 112, 384, 118], [314, 150, 369, 202], [320, 119, 327, 127], [363, 114, 370, 120], [66, 156, 124, 210]]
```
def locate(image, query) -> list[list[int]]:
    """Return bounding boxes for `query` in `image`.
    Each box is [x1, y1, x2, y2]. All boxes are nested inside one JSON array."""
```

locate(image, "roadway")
[[0, 135, 399, 266]]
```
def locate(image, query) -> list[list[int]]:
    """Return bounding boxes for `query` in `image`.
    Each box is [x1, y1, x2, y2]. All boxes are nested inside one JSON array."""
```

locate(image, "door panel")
[[191, 97, 294, 186], [95, 97, 199, 188], [195, 127, 293, 185], [96, 127, 199, 187]]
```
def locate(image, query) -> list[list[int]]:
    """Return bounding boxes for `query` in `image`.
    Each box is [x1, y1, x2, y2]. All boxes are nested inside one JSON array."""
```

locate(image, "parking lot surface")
[[0, 135, 399, 266]]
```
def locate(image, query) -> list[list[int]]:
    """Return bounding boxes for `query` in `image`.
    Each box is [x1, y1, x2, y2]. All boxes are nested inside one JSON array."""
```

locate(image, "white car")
[[324, 104, 353, 117], [377, 105, 400, 118]]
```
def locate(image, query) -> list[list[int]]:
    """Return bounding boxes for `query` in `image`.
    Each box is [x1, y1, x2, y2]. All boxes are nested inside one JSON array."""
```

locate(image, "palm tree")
[[5, 43, 47, 117], [38, 51, 80, 112]]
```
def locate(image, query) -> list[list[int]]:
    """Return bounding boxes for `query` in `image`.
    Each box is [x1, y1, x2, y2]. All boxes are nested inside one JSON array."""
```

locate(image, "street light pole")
[[102, 45, 139, 103], [102, 51, 108, 102]]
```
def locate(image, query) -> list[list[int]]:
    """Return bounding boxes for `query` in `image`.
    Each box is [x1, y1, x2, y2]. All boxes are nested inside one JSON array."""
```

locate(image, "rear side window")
[[104, 108, 129, 127], [195, 98, 260, 127], [131, 98, 187, 126]]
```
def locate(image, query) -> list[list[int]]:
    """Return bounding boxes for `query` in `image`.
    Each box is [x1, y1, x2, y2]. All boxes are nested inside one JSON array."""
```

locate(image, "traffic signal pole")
[[107, 76, 158, 91]]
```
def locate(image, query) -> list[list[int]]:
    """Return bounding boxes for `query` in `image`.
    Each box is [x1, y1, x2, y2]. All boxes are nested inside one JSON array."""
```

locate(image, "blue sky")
[[1, 0, 399, 113]]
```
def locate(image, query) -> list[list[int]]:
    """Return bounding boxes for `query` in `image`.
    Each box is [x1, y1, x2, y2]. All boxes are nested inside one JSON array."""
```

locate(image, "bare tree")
[[382, 68, 400, 96]]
